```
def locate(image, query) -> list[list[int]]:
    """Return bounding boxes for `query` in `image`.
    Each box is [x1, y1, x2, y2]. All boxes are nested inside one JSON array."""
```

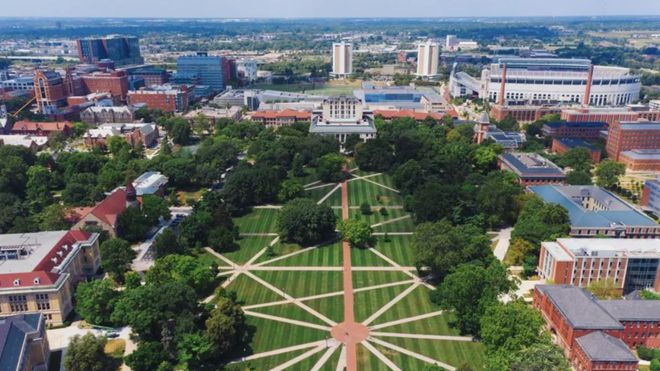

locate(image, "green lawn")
[[372, 216, 416, 233], [235, 209, 279, 234], [383, 337, 486, 370], [373, 236, 416, 266], [264, 240, 343, 266], [371, 286, 440, 326], [249, 303, 329, 326], [244, 316, 328, 354], [252, 271, 344, 298], [223, 236, 272, 265], [353, 271, 411, 289], [234, 348, 310, 370], [351, 247, 391, 267], [348, 179, 403, 207], [303, 295, 344, 324], [305, 184, 338, 203], [354, 284, 410, 323], [348, 208, 410, 227], [225, 274, 281, 306]]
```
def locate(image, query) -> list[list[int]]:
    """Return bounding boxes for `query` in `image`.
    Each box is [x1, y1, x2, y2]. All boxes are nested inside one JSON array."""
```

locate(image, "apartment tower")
[[332, 42, 352, 78], [416, 41, 440, 78]]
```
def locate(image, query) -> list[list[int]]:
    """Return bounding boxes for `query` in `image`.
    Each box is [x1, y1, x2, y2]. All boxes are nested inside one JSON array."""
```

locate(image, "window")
[[36, 293, 50, 310], [9, 295, 28, 312]]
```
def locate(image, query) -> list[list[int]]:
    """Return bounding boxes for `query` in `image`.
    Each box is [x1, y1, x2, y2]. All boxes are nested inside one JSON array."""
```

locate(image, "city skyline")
[[2, 0, 660, 18]]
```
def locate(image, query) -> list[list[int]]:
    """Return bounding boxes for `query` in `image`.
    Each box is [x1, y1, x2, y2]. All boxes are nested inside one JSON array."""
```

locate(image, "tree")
[[338, 218, 374, 248], [433, 262, 516, 335], [316, 153, 344, 183], [153, 228, 183, 258], [392, 160, 425, 195], [480, 300, 547, 355], [360, 202, 372, 215], [75, 279, 120, 326], [141, 195, 171, 226], [170, 119, 192, 145], [291, 153, 305, 177], [410, 182, 463, 223], [117, 207, 149, 243], [595, 159, 625, 189], [63, 333, 113, 371], [355, 138, 394, 171], [476, 171, 523, 227], [277, 198, 337, 245], [208, 227, 238, 253], [473, 145, 502, 172], [125, 341, 170, 371], [587, 278, 621, 299], [512, 196, 570, 247], [505, 238, 534, 266], [565, 170, 593, 185], [557, 147, 592, 172], [508, 343, 570, 371], [205, 296, 248, 354], [651, 359, 660, 371], [35, 204, 69, 231], [278, 179, 304, 202], [412, 221, 493, 278], [26, 165, 52, 212], [146, 254, 217, 295], [100, 238, 136, 282]]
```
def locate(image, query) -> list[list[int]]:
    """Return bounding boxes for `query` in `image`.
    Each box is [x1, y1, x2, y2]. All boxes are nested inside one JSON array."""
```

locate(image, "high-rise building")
[[176, 52, 224, 92], [331, 42, 352, 78], [77, 36, 144, 66], [606, 121, 660, 161], [416, 41, 440, 78], [33, 70, 68, 114]]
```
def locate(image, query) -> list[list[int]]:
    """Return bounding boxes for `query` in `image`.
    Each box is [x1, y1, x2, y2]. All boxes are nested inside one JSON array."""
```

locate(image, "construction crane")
[[10, 96, 35, 118]]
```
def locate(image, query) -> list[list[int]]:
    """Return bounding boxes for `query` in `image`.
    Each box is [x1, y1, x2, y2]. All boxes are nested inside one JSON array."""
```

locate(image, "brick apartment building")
[[618, 149, 660, 172], [551, 138, 601, 163], [0, 230, 101, 325], [542, 122, 608, 139], [33, 70, 68, 114], [537, 238, 660, 294], [127, 85, 189, 113], [534, 285, 660, 370], [605, 121, 660, 161]]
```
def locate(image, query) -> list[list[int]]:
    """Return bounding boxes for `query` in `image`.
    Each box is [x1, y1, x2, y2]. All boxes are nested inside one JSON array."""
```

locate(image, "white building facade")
[[237, 59, 258, 82], [331, 42, 353, 78], [416, 41, 440, 78]]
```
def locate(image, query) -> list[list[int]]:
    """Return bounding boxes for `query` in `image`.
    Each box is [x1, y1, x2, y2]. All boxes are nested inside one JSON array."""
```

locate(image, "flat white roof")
[[556, 238, 660, 258], [0, 231, 68, 274], [543, 241, 574, 261]]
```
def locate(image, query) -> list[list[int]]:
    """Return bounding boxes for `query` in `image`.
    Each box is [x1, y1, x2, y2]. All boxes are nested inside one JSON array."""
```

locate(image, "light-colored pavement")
[[369, 337, 456, 371], [492, 227, 513, 262], [370, 215, 411, 228], [369, 310, 446, 331]]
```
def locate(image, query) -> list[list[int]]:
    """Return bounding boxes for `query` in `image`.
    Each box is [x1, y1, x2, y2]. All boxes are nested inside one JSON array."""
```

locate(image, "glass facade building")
[[176, 53, 225, 92]]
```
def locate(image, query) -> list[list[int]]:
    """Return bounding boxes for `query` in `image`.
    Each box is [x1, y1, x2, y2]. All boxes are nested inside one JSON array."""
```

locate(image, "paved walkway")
[[370, 215, 411, 228], [492, 227, 513, 262]]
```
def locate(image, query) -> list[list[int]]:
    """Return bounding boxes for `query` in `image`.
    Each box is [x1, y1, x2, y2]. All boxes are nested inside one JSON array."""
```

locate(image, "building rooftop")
[[575, 331, 638, 363], [529, 185, 659, 228], [499, 152, 565, 178], [556, 138, 599, 151], [133, 171, 168, 196], [554, 238, 660, 259], [620, 149, 660, 160], [536, 285, 623, 330], [598, 300, 660, 322], [617, 121, 660, 131], [543, 121, 608, 129], [0, 313, 43, 371], [0, 231, 69, 274]]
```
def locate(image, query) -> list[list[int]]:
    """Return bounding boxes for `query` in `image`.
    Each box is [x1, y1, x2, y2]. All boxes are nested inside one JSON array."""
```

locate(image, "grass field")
[[212, 167, 486, 370]]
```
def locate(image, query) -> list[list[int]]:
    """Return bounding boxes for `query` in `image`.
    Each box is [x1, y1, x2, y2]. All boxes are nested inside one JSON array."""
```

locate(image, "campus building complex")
[[561, 107, 660, 125], [551, 138, 601, 163], [76, 35, 143, 66], [538, 238, 660, 293], [498, 152, 565, 186], [0, 230, 101, 325], [542, 121, 608, 139], [642, 177, 660, 217], [331, 42, 353, 78], [250, 109, 311, 128], [127, 84, 189, 113], [529, 185, 660, 238], [450, 57, 641, 107], [534, 285, 660, 370], [309, 96, 376, 144], [415, 41, 440, 78]]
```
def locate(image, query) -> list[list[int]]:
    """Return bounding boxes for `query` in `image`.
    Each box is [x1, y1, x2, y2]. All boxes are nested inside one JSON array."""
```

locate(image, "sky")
[[2, 0, 660, 18]]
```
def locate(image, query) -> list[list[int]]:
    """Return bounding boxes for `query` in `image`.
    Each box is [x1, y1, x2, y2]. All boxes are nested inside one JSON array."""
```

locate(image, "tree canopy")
[[277, 198, 337, 245]]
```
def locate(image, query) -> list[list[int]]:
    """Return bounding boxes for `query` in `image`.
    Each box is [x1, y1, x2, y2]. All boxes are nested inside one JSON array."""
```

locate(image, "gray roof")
[[309, 124, 377, 134], [529, 185, 659, 228], [499, 152, 565, 178], [618, 121, 660, 131], [0, 231, 69, 274], [575, 331, 638, 363], [0, 313, 42, 371], [598, 300, 660, 322], [536, 285, 623, 330]]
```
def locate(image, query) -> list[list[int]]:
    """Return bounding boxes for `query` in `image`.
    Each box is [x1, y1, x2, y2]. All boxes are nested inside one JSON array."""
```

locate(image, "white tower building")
[[416, 41, 440, 78], [331, 42, 352, 78]]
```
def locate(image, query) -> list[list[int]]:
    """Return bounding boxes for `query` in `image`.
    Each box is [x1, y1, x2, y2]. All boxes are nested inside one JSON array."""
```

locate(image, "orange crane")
[[10, 96, 36, 118]]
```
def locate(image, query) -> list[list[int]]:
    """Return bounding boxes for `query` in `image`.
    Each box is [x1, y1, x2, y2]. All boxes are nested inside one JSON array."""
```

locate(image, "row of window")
[[1, 294, 51, 313]]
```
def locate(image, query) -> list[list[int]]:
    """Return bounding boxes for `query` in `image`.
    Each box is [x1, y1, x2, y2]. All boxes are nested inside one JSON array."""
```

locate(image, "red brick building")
[[618, 149, 660, 172], [490, 104, 561, 123], [542, 121, 608, 139], [605, 121, 660, 161], [11, 120, 72, 137], [128, 85, 189, 113], [551, 138, 601, 163], [250, 109, 311, 128], [80, 70, 129, 102], [498, 152, 565, 186], [561, 108, 660, 125], [373, 109, 444, 123], [33, 70, 68, 114], [534, 285, 660, 370]]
